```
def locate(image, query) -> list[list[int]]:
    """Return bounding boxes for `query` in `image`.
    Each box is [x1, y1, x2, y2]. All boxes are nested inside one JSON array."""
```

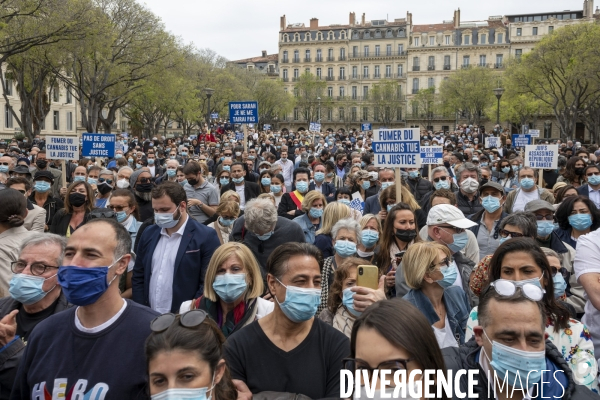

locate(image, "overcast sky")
[[142, 0, 583, 60]]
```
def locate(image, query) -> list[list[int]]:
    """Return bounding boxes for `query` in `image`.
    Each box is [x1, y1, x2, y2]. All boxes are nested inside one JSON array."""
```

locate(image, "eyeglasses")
[[488, 279, 545, 301], [438, 225, 465, 234], [150, 309, 208, 333], [432, 257, 451, 269], [342, 358, 413, 379], [138, 178, 152, 184], [98, 178, 113, 184], [534, 214, 554, 221], [108, 205, 129, 212], [432, 176, 448, 183], [499, 229, 526, 238], [0, 162, 9, 166], [11, 261, 58, 276]]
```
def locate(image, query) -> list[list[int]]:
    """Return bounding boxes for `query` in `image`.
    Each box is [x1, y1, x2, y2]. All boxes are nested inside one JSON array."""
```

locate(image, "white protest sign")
[[485, 136, 501, 149], [373, 128, 420, 167], [524, 144, 558, 169], [309, 122, 321, 133], [46, 136, 79, 160], [420, 146, 443, 165], [529, 129, 540, 138]]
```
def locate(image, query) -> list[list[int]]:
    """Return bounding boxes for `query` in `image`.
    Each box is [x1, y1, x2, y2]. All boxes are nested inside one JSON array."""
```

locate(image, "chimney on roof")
[[310, 18, 318, 29], [583, 0, 594, 17], [350, 12, 356, 25], [262, 50, 267, 57], [280, 15, 286, 30], [454, 9, 461, 28], [407, 11, 412, 27], [361, 13, 366, 25]]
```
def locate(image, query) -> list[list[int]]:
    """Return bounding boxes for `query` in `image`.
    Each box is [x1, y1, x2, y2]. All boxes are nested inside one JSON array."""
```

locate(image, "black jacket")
[[220, 181, 260, 203], [455, 190, 483, 218], [0, 293, 71, 400], [49, 209, 93, 236], [28, 193, 64, 229], [134, 193, 154, 223], [442, 338, 598, 400], [406, 177, 433, 202], [419, 182, 459, 215], [468, 209, 509, 238], [277, 193, 305, 219]]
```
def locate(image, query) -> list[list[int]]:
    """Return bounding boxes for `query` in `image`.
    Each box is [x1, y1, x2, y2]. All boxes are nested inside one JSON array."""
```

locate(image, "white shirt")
[[274, 159, 294, 186], [574, 230, 600, 357], [432, 315, 458, 349], [75, 299, 127, 333], [513, 188, 540, 212], [148, 165, 156, 177], [236, 184, 246, 210], [589, 185, 600, 209], [149, 216, 189, 313]]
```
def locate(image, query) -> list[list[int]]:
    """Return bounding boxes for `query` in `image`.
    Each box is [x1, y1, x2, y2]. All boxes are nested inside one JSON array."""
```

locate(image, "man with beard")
[[129, 169, 154, 221]]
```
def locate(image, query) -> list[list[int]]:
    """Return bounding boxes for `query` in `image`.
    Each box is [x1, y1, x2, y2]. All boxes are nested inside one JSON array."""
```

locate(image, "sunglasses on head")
[[487, 278, 545, 301], [150, 310, 208, 333]]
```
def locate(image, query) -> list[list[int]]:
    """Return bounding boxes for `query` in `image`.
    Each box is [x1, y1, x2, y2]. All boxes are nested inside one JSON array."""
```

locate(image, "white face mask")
[[460, 177, 479, 194], [116, 179, 130, 189]]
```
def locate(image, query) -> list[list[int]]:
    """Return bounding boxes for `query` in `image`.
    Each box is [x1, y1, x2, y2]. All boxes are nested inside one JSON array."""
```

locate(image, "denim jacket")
[[293, 214, 321, 244], [403, 286, 471, 345]]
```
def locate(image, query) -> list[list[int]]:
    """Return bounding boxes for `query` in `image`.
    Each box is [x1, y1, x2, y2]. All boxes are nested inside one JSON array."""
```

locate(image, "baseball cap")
[[427, 204, 477, 229], [480, 181, 505, 195], [34, 171, 54, 182], [524, 200, 555, 214]]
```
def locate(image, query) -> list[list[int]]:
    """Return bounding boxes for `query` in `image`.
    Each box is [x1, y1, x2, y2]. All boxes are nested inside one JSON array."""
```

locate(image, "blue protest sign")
[[235, 132, 244, 141], [361, 123, 372, 131], [210, 113, 219, 119], [81, 133, 116, 157], [373, 128, 420, 167], [229, 101, 258, 124], [420, 146, 443, 165], [512, 134, 532, 148], [263, 124, 272, 131]]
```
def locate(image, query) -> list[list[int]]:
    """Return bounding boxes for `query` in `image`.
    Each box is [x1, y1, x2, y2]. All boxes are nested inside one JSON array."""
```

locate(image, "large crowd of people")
[[0, 125, 599, 399]]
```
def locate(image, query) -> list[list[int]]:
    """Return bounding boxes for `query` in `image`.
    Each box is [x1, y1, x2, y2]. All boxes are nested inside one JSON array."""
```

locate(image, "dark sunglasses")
[[98, 178, 113, 184], [432, 176, 448, 183], [499, 228, 526, 238], [150, 310, 208, 333]]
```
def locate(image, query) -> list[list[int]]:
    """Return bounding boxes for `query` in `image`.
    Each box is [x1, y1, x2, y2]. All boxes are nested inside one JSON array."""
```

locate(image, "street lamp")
[[204, 88, 214, 128], [493, 87, 505, 126]]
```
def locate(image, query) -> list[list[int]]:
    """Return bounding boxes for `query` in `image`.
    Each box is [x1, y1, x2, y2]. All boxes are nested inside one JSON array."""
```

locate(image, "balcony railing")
[[266, 71, 279, 76], [292, 77, 299, 82], [304, 57, 311, 62], [443, 65, 451, 70], [373, 74, 381, 79], [325, 76, 335, 81], [282, 58, 289, 64], [293, 58, 301, 63], [349, 51, 407, 59], [478, 63, 490, 68], [363, 74, 369, 78], [315, 56, 323, 62], [494, 63, 504, 69], [327, 56, 335, 61], [339, 56, 346, 61], [412, 88, 420, 94], [338, 76, 347, 80], [427, 65, 435, 71], [412, 66, 420, 71], [282, 77, 289, 82], [461, 64, 470, 69]]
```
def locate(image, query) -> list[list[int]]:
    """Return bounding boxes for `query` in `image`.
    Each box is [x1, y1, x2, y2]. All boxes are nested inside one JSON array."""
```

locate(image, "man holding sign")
[[504, 166, 555, 213]]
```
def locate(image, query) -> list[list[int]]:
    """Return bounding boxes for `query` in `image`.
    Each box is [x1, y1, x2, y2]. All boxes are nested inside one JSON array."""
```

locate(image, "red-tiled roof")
[[413, 23, 454, 33]]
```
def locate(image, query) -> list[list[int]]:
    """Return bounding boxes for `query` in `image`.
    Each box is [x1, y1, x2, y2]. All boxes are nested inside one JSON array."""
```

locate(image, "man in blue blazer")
[[309, 163, 336, 202], [132, 182, 220, 313]]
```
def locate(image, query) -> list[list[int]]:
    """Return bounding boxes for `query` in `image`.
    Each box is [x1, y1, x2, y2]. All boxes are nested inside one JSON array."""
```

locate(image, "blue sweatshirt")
[[10, 299, 159, 399]]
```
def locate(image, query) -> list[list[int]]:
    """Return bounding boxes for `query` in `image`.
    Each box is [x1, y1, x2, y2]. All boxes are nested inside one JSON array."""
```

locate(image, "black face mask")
[[97, 182, 113, 195], [575, 167, 585, 175], [36, 160, 48, 169], [395, 229, 417, 243], [69, 192, 86, 207], [187, 178, 198, 186], [479, 178, 489, 187], [443, 161, 451, 168], [136, 182, 153, 192]]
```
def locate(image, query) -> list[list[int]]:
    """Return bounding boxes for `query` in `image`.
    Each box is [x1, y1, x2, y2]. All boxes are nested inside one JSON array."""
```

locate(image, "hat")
[[480, 181, 505, 195], [354, 170, 370, 181], [524, 200, 555, 214], [552, 182, 567, 192], [452, 152, 464, 162], [10, 165, 32, 177], [427, 204, 477, 229], [129, 169, 145, 188], [258, 161, 272, 168], [34, 170, 54, 182], [368, 171, 379, 181], [17, 157, 30, 166]]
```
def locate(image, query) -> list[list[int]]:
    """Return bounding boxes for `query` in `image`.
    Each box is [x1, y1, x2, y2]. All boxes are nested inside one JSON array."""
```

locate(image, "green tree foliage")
[[439, 66, 496, 126], [410, 87, 437, 129], [293, 72, 329, 124], [370, 80, 404, 127]]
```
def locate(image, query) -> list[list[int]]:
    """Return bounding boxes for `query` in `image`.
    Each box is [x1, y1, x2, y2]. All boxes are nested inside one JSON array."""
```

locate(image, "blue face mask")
[[442, 230, 468, 253], [34, 181, 51, 193], [520, 178, 535, 190], [220, 157, 225, 161], [256, 230, 273, 241], [73, 176, 86, 182], [387, 204, 396, 212], [57, 258, 121, 306], [167, 169, 176, 177], [218, 216, 235, 226], [361, 180, 371, 190], [261, 177, 271, 186], [275, 278, 321, 323], [361, 230, 379, 248], [483, 330, 545, 389], [270, 184, 282, 193], [339, 199, 351, 206], [380, 181, 393, 190], [309, 207, 323, 218], [553, 273, 567, 298], [408, 170, 419, 179], [116, 211, 128, 223], [147, 159, 155, 165], [342, 287, 361, 317], [296, 181, 309, 193], [115, 154, 123, 159], [314, 172, 325, 182], [179, 179, 188, 187], [151, 386, 213, 400], [480, 162, 488, 167], [87, 178, 97, 185], [569, 213, 592, 231], [501, 166, 511, 174], [9, 274, 56, 305], [512, 165, 520, 172], [334, 240, 357, 257], [536, 220, 554, 237], [0, 165, 7, 174], [155, 205, 180, 229], [588, 175, 600, 186], [482, 195, 501, 213], [181, 152, 188, 157], [232, 176, 244, 184], [212, 273, 247, 303], [437, 262, 458, 289], [435, 180, 450, 190], [128, 158, 134, 163], [222, 165, 231, 171], [220, 177, 230, 186], [135, 163, 142, 170]]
